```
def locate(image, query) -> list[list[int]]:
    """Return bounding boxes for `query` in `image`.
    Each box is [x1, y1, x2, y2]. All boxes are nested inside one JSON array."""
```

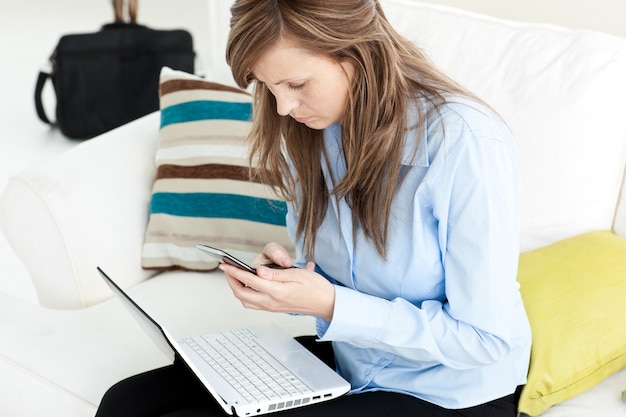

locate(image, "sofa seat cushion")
[[0, 268, 315, 414], [516, 230, 626, 416], [142, 68, 293, 271]]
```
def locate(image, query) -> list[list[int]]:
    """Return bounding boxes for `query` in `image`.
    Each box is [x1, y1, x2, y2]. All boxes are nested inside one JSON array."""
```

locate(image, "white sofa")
[[1, 1, 626, 416]]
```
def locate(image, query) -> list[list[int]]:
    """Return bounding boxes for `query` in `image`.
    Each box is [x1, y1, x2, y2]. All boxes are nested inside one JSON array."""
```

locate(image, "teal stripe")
[[160, 100, 252, 128], [150, 192, 287, 226]]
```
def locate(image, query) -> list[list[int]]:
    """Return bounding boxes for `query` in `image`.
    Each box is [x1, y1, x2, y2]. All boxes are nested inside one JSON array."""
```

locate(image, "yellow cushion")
[[517, 230, 626, 416]]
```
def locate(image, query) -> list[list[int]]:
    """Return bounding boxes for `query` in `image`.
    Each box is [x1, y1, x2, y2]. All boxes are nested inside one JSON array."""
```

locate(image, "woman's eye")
[[288, 83, 305, 91]]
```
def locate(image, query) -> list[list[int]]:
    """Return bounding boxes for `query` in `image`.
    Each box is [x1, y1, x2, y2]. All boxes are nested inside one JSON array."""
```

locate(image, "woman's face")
[[251, 37, 355, 130]]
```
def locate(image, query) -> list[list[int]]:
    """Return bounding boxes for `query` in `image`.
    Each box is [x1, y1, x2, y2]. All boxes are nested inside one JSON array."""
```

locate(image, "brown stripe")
[[156, 164, 261, 182], [160, 79, 250, 97]]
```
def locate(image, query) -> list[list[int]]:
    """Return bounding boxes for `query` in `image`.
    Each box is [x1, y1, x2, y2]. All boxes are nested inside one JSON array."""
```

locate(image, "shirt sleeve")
[[318, 113, 523, 370]]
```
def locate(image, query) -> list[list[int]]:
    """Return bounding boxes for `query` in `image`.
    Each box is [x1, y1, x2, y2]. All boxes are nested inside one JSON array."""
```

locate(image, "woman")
[[96, 1, 531, 416]]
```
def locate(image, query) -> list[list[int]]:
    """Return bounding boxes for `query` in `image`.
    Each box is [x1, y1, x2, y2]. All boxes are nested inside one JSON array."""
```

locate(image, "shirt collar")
[[325, 112, 430, 170]]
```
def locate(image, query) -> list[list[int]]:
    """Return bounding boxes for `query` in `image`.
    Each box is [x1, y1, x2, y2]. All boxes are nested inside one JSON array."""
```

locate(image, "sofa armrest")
[[0, 113, 161, 309]]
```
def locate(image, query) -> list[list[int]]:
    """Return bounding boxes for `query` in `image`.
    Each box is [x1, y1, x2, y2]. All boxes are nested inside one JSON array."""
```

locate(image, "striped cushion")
[[141, 67, 293, 271]]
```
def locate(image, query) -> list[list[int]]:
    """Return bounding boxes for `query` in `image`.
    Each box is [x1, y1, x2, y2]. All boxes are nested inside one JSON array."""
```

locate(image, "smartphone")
[[196, 244, 257, 273], [196, 244, 290, 273]]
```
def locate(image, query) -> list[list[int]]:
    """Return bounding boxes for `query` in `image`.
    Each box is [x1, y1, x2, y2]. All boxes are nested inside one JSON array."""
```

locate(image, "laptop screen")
[[98, 267, 175, 362]]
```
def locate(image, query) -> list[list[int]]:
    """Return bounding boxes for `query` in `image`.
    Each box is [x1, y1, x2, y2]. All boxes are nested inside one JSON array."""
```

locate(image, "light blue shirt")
[[286, 97, 532, 409]]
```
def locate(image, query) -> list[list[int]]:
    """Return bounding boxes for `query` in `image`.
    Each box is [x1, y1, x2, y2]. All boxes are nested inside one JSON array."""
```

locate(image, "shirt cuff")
[[317, 285, 391, 343]]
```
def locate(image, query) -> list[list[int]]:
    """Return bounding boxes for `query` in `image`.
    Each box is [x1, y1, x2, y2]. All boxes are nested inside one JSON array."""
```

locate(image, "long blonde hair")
[[226, 0, 474, 259]]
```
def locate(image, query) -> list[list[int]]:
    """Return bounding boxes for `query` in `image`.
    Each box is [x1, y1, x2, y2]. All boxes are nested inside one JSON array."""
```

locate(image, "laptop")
[[97, 267, 350, 416]]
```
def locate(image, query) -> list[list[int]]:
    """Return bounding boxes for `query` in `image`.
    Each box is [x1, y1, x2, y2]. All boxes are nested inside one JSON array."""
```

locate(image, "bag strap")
[[34, 69, 54, 125], [113, 0, 138, 23]]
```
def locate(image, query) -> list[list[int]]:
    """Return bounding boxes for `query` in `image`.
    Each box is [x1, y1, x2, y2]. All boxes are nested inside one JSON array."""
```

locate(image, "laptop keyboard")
[[184, 328, 313, 402]]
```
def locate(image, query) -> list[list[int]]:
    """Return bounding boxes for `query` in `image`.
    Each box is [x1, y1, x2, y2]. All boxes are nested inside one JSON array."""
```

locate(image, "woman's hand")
[[219, 242, 335, 322]]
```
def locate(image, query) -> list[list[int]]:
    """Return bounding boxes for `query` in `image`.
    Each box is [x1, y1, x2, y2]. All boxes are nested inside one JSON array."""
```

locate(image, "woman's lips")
[[293, 116, 312, 124]]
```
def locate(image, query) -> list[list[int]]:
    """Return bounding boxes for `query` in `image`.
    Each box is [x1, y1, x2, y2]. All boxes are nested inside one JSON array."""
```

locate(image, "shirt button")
[[363, 369, 371, 377]]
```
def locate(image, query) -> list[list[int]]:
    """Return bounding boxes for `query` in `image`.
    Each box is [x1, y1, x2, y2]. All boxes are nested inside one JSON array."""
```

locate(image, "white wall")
[[420, 0, 626, 38]]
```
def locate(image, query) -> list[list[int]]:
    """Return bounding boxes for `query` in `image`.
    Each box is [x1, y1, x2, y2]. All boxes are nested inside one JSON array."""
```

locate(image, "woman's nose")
[[275, 93, 298, 116]]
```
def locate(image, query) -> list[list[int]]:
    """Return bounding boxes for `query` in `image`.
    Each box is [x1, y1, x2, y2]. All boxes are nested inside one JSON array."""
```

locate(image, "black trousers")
[[95, 337, 522, 417]]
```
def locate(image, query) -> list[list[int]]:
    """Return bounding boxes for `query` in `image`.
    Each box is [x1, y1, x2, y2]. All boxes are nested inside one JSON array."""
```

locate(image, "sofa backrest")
[[206, 0, 626, 251], [2, 1, 626, 308], [380, 0, 626, 251]]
